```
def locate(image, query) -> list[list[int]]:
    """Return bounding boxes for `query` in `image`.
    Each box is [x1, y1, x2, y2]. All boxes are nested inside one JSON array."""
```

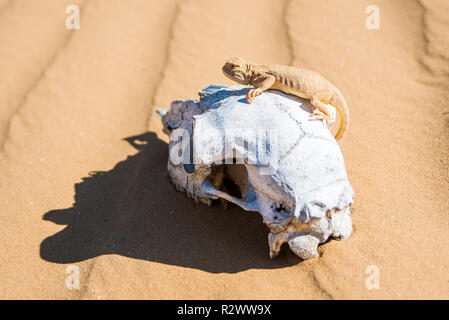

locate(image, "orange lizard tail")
[[332, 91, 350, 140]]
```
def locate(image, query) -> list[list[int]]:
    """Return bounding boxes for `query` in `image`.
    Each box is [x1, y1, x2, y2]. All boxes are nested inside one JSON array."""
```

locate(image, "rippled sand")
[[0, 0, 448, 299]]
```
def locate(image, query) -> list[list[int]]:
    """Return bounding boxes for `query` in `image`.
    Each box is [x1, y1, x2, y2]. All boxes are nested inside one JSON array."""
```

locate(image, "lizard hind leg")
[[310, 89, 335, 127]]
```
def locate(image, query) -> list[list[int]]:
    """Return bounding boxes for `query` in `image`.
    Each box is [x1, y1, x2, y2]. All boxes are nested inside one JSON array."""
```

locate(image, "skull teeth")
[[173, 182, 214, 207]]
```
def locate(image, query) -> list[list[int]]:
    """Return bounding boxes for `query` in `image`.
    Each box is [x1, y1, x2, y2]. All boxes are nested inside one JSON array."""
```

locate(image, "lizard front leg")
[[310, 88, 335, 127], [246, 75, 276, 103]]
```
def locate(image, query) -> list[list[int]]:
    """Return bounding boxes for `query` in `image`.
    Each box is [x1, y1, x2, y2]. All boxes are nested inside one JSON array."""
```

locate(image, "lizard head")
[[222, 57, 252, 85]]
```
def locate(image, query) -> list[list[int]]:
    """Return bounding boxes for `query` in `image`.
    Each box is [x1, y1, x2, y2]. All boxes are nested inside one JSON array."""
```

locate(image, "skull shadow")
[[40, 132, 300, 273]]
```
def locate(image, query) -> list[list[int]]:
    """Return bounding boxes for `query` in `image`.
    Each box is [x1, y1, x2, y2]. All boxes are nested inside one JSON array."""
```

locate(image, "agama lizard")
[[222, 57, 349, 140]]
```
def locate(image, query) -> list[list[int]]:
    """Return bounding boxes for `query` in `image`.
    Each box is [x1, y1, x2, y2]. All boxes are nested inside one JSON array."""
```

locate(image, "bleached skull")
[[158, 85, 354, 260]]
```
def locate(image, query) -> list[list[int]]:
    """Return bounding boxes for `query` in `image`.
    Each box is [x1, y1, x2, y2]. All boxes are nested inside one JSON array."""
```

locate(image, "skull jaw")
[[267, 206, 352, 260], [202, 176, 353, 260]]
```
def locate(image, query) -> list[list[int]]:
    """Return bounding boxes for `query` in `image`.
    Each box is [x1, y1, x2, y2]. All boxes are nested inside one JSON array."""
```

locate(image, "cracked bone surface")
[[158, 85, 354, 260]]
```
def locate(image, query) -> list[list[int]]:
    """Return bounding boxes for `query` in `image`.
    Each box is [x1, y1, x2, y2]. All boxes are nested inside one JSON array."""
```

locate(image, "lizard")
[[222, 57, 349, 140]]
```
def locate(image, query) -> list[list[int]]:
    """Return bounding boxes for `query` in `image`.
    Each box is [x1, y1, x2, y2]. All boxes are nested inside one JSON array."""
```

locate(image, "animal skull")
[[158, 85, 354, 260]]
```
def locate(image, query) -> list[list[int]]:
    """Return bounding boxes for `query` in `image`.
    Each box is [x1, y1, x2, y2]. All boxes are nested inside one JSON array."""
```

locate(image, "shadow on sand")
[[40, 132, 300, 273]]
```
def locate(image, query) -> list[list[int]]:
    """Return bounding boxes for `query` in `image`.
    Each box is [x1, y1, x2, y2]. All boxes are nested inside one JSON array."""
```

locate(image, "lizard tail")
[[332, 91, 349, 140]]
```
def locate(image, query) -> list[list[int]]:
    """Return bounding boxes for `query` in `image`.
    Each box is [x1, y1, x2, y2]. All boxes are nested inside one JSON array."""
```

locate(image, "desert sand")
[[0, 0, 448, 299]]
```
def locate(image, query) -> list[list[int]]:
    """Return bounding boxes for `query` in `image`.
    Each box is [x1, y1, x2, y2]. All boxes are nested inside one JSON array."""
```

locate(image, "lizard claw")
[[312, 109, 328, 120], [312, 109, 330, 127], [246, 88, 262, 104]]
